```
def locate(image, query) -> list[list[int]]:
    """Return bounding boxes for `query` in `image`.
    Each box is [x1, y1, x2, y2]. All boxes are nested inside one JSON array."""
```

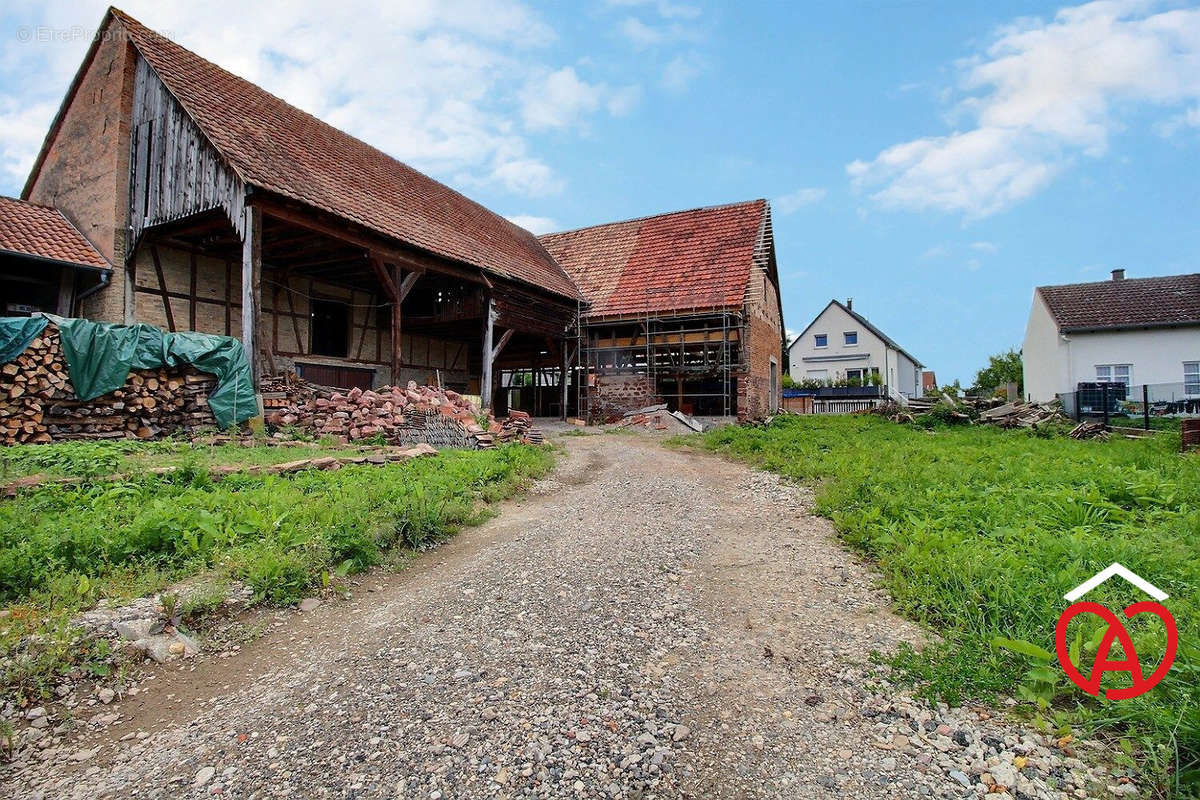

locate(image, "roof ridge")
[[540, 199, 766, 239], [1036, 272, 1200, 291]]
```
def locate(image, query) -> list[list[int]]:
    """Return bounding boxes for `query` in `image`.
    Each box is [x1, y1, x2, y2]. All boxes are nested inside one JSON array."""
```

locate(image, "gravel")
[[1, 435, 1136, 798]]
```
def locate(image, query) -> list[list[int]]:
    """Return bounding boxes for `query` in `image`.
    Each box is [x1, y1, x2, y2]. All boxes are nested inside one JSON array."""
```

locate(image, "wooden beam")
[[391, 263, 403, 384], [242, 204, 262, 387], [188, 252, 198, 331], [481, 297, 496, 410], [255, 195, 486, 285], [397, 270, 421, 303], [369, 257, 398, 300], [491, 328, 514, 362], [561, 338, 569, 421], [150, 246, 176, 331]]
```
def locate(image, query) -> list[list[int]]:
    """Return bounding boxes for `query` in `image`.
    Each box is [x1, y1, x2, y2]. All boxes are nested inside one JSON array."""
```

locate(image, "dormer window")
[[814, 334, 827, 348]]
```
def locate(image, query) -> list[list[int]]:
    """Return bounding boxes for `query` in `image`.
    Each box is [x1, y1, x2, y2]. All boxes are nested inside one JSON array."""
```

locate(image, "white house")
[[1022, 270, 1200, 403], [788, 299, 924, 399]]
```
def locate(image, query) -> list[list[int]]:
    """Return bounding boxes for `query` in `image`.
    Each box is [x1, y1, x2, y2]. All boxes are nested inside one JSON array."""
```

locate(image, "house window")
[[1095, 364, 1131, 386], [846, 368, 865, 381], [814, 333, 827, 348], [311, 299, 350, 357], [806, 369, 828, 380], [1185, 362, 1200, 394], [844, 331, 857, 346]]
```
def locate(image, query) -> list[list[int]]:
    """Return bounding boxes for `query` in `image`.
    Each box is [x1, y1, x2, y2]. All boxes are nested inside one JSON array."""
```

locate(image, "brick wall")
[[24, 27, 137, 322], [736, 265, 784, 420], [588, 374, 659, 422]]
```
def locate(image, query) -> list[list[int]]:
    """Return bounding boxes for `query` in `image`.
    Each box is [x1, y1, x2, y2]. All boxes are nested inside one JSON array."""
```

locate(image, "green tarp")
[[0, 316, 49, 364], [0, 315, 257, 428]]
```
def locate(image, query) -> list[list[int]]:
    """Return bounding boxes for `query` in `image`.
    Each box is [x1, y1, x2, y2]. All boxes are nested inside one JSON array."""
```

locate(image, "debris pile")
[[0, 324, 218, 445], [263, 376, 542, 449], [613, 403, 706, 434], [873, 395, 1067, 430], [1068, 421, 1110, 440]]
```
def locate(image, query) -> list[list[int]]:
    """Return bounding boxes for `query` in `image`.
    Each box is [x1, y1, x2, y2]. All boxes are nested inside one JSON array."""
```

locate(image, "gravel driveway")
[[6, 434, 1129, 799]]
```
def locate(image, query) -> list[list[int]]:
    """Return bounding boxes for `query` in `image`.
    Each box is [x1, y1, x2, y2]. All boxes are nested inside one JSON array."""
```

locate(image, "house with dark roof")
[[0, 196, 111, 316], [787, 299, 924, 400], [540, 201, 784, 420], [1023, 269, 1200, 402], [5, 8, 785, 420]]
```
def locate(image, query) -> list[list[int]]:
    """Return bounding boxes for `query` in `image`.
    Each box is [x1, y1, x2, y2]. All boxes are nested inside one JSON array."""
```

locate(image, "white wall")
[[788, 302, 922, 397], [1022, 293, 1068, 402], [1024, 289, 1200, 400]]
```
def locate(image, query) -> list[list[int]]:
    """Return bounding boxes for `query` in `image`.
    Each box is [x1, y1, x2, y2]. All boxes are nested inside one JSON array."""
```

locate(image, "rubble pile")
[[263, 376, 543, 449], [873, 394, 1068, 430], [0, 324, 217, 445], [613, 403, 705, 434]]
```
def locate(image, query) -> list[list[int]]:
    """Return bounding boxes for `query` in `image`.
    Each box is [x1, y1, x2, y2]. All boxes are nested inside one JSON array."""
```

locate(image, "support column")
[[391, 264, 402, 385], [481, 297, 496, 410], [560, 339, 569, 421], [241, 204, 262, 388]]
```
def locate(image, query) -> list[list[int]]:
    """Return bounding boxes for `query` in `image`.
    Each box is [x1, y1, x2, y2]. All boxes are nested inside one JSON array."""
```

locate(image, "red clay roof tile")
[[0, 196, 110, 270], [539, 200, 767, 318], [109, 9, 579, 301]]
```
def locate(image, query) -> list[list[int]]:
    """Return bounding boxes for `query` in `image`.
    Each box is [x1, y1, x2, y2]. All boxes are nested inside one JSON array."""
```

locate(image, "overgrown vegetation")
[[0, 437, 355, 483], [688, 415, 1198, 795], [0, 443, 552, 703]]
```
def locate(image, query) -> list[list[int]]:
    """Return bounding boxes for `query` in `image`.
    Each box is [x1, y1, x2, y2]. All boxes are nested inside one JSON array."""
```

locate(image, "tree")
[[971, 349, 1023, 396]]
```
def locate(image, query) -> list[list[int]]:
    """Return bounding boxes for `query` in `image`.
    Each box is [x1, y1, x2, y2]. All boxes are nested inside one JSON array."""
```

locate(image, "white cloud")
[[966, 257, 982, 272], [620, 17, 667, 47], [773, 187, 827, 214], [661, 52, 704, 91], [605, 0, 700, 20], [505, 214, 559, 234], [920, 244, 950, 261], [0, 0, 633, 199], [848, 0, 1200, 217], [970, 241, 998, 253]]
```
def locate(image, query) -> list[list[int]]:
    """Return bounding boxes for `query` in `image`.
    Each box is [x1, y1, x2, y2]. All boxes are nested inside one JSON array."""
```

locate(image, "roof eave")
[[1060, 320, 1200, 334]]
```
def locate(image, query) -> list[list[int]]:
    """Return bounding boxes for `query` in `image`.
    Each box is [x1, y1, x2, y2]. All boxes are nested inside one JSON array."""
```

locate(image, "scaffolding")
[[580, 289, 747, 419]]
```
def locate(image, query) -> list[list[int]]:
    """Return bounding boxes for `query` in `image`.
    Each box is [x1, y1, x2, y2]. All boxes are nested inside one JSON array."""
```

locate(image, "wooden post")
[[481, 297, 496, 410], [391, 264, 402, 386], [55, 267, 74, 316], [560, 339, 569, 420], [242, 204, 262, 388]]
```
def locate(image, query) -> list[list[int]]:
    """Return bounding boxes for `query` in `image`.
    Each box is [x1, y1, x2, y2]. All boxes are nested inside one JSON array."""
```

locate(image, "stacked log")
[[0, 324, 218, 445]]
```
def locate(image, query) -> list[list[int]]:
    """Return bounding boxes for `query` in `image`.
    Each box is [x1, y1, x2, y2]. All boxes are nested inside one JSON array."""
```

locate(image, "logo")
[[1055, 563, 1177, 700]]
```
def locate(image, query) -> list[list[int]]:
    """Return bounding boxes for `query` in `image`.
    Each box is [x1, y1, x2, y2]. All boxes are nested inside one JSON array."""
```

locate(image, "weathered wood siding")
[[128, 54, 244, 246]]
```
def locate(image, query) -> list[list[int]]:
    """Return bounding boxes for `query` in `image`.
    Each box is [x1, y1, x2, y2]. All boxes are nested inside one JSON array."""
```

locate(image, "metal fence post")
[[1143, 384, 1150, 431], [1101, 383, 1110, 431]]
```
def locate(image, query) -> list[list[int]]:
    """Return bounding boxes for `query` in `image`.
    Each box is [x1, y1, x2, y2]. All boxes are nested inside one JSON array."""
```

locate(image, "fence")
[[1057, 381, 1200, 430], [782, 393, 885, 415]]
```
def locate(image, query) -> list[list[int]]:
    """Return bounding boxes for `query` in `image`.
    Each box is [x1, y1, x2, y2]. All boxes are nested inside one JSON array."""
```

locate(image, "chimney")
[[847, 297, 853, 310], [1111, 268, 1125, 282]]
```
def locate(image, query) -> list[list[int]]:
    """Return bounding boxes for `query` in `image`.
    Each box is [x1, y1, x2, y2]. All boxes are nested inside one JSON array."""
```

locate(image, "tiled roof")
[[539, 200, 767, 318], [1037, 273, 1200, 332], [109, 9, 579, 301], [791, 299, 923, 367], [0, 196, 110, 270]]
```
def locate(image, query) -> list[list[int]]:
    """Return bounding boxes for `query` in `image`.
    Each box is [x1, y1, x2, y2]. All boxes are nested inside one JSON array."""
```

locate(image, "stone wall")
[[24, 30, 137, 322], [588, 374, 660, 423]]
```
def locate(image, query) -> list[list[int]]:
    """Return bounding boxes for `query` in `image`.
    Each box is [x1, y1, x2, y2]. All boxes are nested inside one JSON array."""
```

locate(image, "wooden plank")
[[481, 298, 496, 409], [284, 280, 305, 357], [189, 252, 198, 331], [149, 246, 176, 331], [224, 259, 232, 335], [242, 205, 262, 385], [397, 270, 421, 303], [391, 264, 402, 384]]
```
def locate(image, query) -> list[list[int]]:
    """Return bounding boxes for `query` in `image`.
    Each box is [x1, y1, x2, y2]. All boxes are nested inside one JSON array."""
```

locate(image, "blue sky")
[[1, 0, 1197, 384]]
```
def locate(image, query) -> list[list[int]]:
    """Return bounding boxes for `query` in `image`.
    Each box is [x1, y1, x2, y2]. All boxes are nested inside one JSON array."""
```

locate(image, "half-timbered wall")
[[128, 55, 245, 248], [131, 243, 472, 388]]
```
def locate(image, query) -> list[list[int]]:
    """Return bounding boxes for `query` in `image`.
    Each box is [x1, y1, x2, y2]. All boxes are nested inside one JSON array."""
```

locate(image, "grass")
[[685, 414, 1199, 796], [0, 436, 360, 483], [0, 441, 553, 705]]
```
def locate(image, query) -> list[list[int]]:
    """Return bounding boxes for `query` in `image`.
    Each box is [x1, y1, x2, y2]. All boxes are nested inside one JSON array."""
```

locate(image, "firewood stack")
[[0, 324, 219, 445]]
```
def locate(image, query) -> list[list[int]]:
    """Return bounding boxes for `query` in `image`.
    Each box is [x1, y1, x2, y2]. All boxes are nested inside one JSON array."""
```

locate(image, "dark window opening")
[[310, 299, 350, 357]]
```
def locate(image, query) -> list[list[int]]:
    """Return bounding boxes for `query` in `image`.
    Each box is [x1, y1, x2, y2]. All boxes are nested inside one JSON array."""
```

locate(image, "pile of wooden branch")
[[976, 400, 1066, 428], [1068, 421, 1110, 440], [0, 325, 217, 445]]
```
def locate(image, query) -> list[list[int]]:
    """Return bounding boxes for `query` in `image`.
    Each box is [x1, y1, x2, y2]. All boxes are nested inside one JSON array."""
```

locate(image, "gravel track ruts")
[[5, 435, 1126, 799]]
